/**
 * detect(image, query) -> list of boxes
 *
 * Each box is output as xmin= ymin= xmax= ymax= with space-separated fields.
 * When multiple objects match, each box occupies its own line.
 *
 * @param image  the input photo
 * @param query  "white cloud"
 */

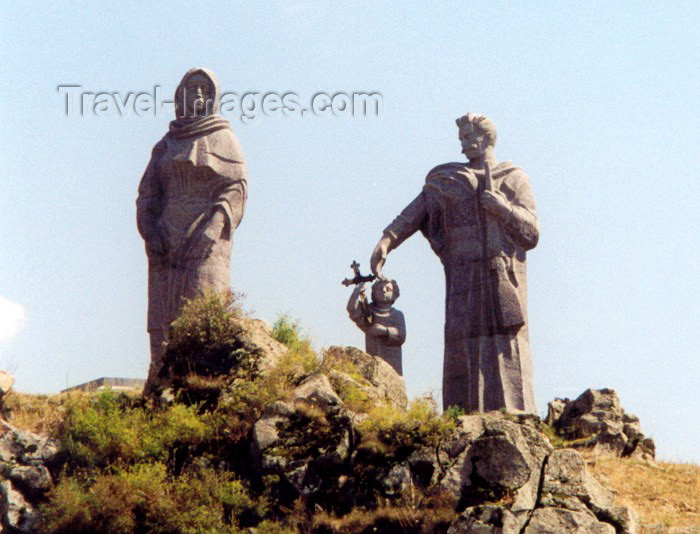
xmin=0 ymin=296 xmax=26 ymax=343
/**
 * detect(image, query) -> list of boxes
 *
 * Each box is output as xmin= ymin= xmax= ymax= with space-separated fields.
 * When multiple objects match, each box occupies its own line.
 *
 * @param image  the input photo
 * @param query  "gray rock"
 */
xmin=545 ymin=397 xmax=566 ymax=426
xmin=0 ymin=480 xmax=40 ymax=533
xmin=0 ymin=420 xmax=58 ymax=466
xmin=5 ymin=465 xmax=52 ymax=495
xmin=292 ymin=373 xmax=342 ymax=409
xmin=380 ymin=462 xmax=411 ymax=497
xmin=542 ymin=449 xmax=614 ymax=509
xmin=250 ymin=373 xmax=351 ymax=498
xmin=540 ymin=449 xmax=637 ymax=533
xmin=323 ymin=346 xmax=407 ymax=409
xmin=163 ymin=314 xmax=288 ymax=392
xmin=252 ymin=401 xmax=293 ymax=453
xmin=430 ymin=413 xmax=639 ymax=534
xmin=548 ymin=389 xmax=655 ymax=460
xmin=447 ymin=504 xmax=517 ymax=533
xmin=370 ymin=113 xmax=539 ymax=413
xmin=439 ymin=413 xmax=551 ymax=527
xmin=524 ymin=507 xmax=616 ymax=533
xmin=0 ymin=420 xmax=58 ymax=532
xmin=608 ymin=506 xmax=639 ymax=534
xmin=232 ymin=318 xmax=288 ymax=375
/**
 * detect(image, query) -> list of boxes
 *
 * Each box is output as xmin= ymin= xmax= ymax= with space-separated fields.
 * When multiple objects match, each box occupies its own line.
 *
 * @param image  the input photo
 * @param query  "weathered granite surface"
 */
xmin=323 ymin=346 xmax=408 ymax=409
xmin=438 ymin=414 xmax=637 ymax=533
xmin=346 ymin=279 xmax=406 ymax=375
xmin=247 ymin=340 xmax=635 ymax=533
xmin=547 ymin=388 xmax=656 ymax=460
xmin=371 ymin=113 xmax=539 ymax=413
xmin=0 ymin=419 xmax=59 ymax=533
xmin=137 ymin=67 xmax=247 ymax=394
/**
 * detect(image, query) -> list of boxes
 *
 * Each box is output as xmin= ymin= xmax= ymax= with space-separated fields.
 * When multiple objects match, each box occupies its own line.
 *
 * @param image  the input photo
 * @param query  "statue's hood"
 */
xmin=170 ymin=67 xmax=230 ymax=140
xmin=174 ymin=66 xmax=222 ymax=117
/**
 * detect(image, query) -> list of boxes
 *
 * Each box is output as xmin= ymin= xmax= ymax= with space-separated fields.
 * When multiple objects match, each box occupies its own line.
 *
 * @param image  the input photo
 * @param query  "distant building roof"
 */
xmin=61 ymin=377 xmax=145 ymax=393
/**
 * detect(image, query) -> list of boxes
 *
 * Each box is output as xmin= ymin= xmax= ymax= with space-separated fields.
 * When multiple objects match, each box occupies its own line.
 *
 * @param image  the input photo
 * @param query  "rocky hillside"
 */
xmin=0 ymin=294 xmax=697 ymax=533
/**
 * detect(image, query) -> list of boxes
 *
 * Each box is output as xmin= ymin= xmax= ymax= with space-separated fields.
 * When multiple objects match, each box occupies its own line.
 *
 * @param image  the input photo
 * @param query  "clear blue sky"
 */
xmin=1 ymin=2 xmax=698 ymax=462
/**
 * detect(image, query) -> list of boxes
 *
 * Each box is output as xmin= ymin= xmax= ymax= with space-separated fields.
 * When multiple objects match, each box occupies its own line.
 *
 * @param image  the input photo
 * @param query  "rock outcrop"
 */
xmin=323 ymin=346 xmax=408 ymax=410
xmin=2 ymin=314 xmax=652 ymax=533
xmin=249 ymin=356 xmax=637 ymax=532
xmin=251 ymin=373 xmax=353 ymax=502
xmin=417 ymin=413 xmax=635 ymax=533
xmin=162 ymin=316 xmax=288 ymax=393
xmin=547 ymin=388 xmax=655 ymax=461
xmin=0 ymin=419 xmax=59 ymax=533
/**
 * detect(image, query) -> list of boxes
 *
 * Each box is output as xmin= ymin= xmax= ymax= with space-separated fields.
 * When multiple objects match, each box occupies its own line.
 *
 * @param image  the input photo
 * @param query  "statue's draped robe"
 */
xmin=384 ymin=162 xmax=538 ymax=413
xmin=137 ymin=70 xmax=247 ymax=386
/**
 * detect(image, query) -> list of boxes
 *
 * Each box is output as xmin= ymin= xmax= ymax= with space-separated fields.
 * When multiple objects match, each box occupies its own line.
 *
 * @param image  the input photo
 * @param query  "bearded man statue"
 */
xmin=137 ymin=67 xmax=247 ymax=395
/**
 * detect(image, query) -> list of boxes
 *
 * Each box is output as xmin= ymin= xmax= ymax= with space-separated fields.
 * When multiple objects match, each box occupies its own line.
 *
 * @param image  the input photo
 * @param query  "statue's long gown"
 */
xmin=137 ymin=69 xmax=247 ymax=388
xmin=384 ymin=162 xmax=538 ymax=413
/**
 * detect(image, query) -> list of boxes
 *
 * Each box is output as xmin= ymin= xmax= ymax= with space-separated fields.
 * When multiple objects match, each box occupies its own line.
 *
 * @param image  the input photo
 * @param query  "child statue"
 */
xmin=347 ymin=278 xmax=406 ymax=375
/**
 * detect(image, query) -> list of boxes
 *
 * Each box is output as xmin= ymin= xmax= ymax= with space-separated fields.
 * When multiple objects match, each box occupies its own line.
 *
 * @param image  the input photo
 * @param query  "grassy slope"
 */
xmin=585 ymin=454 xmax=699 ymax=532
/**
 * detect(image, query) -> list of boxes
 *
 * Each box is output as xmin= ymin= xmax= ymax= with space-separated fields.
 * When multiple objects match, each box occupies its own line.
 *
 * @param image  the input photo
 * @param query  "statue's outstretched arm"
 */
xmin=371 ymin=193 xmax=427 ymax=277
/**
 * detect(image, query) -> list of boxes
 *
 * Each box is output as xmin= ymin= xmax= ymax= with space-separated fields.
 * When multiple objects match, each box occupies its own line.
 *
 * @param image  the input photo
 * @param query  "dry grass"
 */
xmin=1 ymin=390 xmax=138 ymax=437
xmin=585 ymin=453 xmax=699 ymax=531
xmin=2 ymin=391 xmax=71 ymax=436
xmin=312 ymin=502 xmax=457 ymax=534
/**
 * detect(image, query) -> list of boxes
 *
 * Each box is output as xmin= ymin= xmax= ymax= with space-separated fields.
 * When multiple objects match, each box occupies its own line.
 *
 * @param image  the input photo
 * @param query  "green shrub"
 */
xmin=165 ymin=291 xmax=259 ymax=384
xmin=358 ymin=397 xmax=455 ymax=454
xmin=266 ymin=314 xmax=321 ymax=395
xmin=42 ymin=464 xmax=267 ymax=533
xmin=58 ymin=389 xmax=211 ymax=470
xmin=444 ymin=405 xmax=465 ymax=422
xmin=272 ymin=314 xmax=310 ymax=352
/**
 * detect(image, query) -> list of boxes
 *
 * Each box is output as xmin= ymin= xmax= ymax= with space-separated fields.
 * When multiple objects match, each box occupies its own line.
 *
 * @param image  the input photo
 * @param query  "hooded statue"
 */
xmin=137 ymin=68 xmax=247 ymax=394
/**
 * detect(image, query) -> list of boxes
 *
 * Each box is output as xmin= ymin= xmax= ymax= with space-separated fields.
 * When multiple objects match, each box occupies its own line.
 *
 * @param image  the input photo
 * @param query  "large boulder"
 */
xmin=524 ymin=507 xmax=616 ymax=533
xmin=541 ymin=449 xmax=639 ymax=533
xmin=438 ymin=413 xmax=552 ymax=532
xmin=162 ymin=316 xmax=288 ymax=398
xmin=322 ymin=346 xmax=407 ymax=410
xmin=0 ymin=420 xmax=59 ymax=470
xmin=547 ymin=388 xmax=655 ymax=460
xmin=235 ymin=318 xmax=288 ymax=373
xmin=406 ymin=412 xmax=638 ymax=533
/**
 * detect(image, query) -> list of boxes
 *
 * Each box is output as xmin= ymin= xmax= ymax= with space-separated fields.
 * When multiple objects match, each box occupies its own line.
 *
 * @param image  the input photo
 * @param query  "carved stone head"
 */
xmin=174 ymin=67 xmax=220 ymax=119
xmin=371 ymin=279 xmax=400 ymax=305
xmin=456 ymin=113 xmax=497 ymax=159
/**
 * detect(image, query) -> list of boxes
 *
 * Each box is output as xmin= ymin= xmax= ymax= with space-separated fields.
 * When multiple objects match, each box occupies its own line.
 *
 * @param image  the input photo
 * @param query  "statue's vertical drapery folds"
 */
xmin=385 ymin=162 xmax=538 ymax=412
xmin=372 ymin=114 xmax=539 ymax=413
xmin=137 ymin=68 xmax=247 ymax=391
